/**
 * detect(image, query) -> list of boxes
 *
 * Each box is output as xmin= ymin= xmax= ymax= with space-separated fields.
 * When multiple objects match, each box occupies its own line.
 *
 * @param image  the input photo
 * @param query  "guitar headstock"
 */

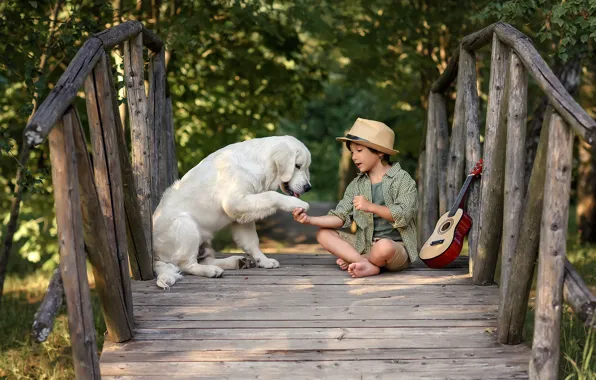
xmin=469 ymin=159 xmax=483 ymax=177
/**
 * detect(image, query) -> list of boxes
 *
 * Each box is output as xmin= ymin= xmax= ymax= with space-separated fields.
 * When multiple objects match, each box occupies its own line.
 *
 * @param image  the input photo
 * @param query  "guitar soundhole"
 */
xmin=439 ymin=220 xmax=452 ymax=234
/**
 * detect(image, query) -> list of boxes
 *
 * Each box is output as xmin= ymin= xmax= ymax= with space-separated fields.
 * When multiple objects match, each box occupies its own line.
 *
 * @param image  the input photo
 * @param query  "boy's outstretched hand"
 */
xmin=292 ymin=208 xmax=310 ymax=224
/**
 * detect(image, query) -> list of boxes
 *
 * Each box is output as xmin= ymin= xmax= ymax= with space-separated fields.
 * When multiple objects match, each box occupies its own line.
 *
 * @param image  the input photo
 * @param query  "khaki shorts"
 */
xmin=337 ymin=231 xmax=410 ymax=272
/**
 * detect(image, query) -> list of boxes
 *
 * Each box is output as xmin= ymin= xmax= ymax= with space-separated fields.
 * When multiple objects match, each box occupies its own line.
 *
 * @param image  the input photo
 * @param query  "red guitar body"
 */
xmin=421 ymin=212 xmax=472 ymax=269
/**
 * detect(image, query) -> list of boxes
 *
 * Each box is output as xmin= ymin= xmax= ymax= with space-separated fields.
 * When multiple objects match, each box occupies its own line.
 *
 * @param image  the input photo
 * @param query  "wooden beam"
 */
xmin=564 ymin=258 xmax=596 ymax=328
xmin=497 ymin=52 xmax=528 ymax=335
xmin=123 ymin=32 xmax=153 ymax=265
xmin=530 ymin=111 xmax=573 ymax=380
xmin=24 ymin=38 xmax=103 ymax=146
xmin=434 ymin=92 xmax=449 ymax=216
xmin=94 ymin=20 xmax=143 ymax=50
xmin=148 ymin=49 xmax=167 ymax=205
xmin=473 ymin=35 xmax=510 ymax=285
xmin=446 ymin=57 xmax=466 ymax=212
xmin=31 ymin=269 xmax=64 ymax=343
xmin=498 ymin=107 xmax=551 ymax=345
xmin=164 ymin=93 xmax=178 ymax=186
xmin=461 ymin=48 xmax=482 ymax=270
xmin=421 ymin=91 xmax=438 ymax=243
xmin=48 ymin=106 xmax=100 ymax=379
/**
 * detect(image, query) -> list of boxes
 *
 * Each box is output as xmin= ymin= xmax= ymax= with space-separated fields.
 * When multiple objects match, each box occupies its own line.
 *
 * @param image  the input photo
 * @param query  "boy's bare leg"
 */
xmin=348 ymin=239 xmax=396 ymax=278
xmin=316 ymin=229 xmax=363 ymax=270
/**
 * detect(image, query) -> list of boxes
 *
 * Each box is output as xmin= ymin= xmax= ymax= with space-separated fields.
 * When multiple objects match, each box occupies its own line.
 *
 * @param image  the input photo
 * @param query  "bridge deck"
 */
xmin=100 ymin=253 xmax=530 ymax=379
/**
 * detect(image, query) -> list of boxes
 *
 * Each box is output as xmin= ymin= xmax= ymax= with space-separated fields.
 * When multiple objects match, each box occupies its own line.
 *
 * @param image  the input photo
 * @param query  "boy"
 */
xmin=292 ymin=118 xmax=418 ymax=278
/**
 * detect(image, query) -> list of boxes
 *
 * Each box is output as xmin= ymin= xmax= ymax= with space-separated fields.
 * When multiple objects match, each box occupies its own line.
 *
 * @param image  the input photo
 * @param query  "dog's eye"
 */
xmin=295 ymin=164 xmax=302 ymax=169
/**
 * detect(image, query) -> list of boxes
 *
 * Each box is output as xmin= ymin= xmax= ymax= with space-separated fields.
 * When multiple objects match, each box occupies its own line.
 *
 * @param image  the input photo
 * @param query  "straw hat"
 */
xmin=336 ymin=118 xmax=399 ymax=155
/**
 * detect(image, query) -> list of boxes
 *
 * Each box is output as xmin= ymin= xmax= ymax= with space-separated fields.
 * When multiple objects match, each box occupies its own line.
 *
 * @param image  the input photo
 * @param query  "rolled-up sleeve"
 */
xmin=327 ymin=180 xmax=356 ymax=229
xmin=388 ymin=173 xmax=418 ymax=229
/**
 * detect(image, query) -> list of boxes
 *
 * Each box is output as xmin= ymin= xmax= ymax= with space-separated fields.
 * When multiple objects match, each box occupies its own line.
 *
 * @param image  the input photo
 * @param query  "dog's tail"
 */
xmin=154 ymin=260 xmax=183 ymax=289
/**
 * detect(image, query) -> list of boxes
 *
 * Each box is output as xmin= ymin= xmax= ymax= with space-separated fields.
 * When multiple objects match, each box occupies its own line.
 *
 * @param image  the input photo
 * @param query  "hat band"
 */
xmin=345 ymin=134 xmax=370 ymax=143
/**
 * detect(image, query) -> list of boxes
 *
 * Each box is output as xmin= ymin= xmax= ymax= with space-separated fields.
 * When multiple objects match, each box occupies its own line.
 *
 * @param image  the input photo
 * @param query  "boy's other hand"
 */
xmin=292 ymin=208 xmax=310 ymax=224
xmin=353 ymin=195 xmax=373 ymax=213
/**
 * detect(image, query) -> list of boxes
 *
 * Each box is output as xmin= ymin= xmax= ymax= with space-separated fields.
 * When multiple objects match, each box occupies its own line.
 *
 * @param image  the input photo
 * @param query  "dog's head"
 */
xmin=272 ymin=136 xmax=312 ymax=198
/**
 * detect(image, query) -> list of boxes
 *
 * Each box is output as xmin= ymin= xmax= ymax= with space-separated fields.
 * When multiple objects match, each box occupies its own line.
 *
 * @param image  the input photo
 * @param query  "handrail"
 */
xmin=23 ymin=20 xmax=163 ymax=147
xmin=430 ymin=22 xmax=595 ymax=145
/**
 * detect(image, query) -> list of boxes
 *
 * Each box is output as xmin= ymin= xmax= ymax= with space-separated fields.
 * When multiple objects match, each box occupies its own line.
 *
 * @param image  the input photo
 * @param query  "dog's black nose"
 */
xmin=303 ymin=184 xmax=312 ymax=193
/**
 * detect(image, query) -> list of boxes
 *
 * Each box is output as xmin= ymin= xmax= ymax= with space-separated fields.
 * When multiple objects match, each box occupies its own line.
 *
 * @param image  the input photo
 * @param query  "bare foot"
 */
xmin=348 ymin=259 xmax=380 ymax=278
xmin=336 ymin=258 xmax=349 ymax=271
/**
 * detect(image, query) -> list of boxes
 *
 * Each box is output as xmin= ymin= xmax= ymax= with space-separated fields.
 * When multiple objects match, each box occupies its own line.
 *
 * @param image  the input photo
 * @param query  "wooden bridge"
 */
xmin=22 ymin=20 xmax=596 ymax=380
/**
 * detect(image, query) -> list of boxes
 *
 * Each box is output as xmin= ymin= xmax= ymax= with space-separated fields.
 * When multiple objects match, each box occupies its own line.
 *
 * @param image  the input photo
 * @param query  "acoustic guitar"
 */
xmin=419 ymin=159 xmax=483 ymax=268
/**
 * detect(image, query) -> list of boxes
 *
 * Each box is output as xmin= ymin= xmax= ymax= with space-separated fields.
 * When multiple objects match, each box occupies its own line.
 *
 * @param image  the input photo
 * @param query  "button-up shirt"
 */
xmin=328 ymin=162 xmax=419 ymax=263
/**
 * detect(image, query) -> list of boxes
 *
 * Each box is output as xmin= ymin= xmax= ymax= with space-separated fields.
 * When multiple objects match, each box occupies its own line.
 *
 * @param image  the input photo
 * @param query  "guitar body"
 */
xmin=419 ymin=208 xmax=473 ymax=268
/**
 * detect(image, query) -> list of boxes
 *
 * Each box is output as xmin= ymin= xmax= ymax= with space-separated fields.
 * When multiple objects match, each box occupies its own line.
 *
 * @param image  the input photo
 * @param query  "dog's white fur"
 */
xmin=152 ymin=136 xmax=311 ymax=289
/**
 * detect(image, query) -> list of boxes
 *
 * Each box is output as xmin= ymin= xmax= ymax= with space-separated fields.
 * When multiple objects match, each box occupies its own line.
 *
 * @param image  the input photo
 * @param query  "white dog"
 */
xmin=152 ymin=136 xmax=311 ymax=289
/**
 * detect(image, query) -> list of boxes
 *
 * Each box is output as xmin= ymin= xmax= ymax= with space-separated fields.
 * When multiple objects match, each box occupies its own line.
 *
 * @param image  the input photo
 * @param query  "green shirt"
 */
xmin=371 ymin=182 xmax=402 ymax=241
xmin=328 ymin=162 xmax=419 ymax=263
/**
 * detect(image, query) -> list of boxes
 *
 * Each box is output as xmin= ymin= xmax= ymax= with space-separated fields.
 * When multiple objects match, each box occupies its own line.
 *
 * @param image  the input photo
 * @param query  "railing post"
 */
xmin=446 ymin=52 xmax=466 ymax=214
xmin=473 ymin=34 xmax=510 ymax=285
xmin=421 ymin=91 xmax=438 ymax=243
xmin=148 ymin=48 xmax=168 ymax=204
xmin=434 ymin=92 xmax=449 ymax=217
xmin=460 ymin=47 xmax=482 ymax=273
xmin=529 ymin=111 xmax=573 ymax=380
xmin=124 ymin=32 xmax=153 ymax=266
xmin=164 ymin=89 xmax=178 ymax=185
xmin=497 ymin=51 xmax=528 ymax=341
xmin=499 ymin=107 xmax=551 ymax=344
xmin=48 ymin=106 xmax=100 ymax=379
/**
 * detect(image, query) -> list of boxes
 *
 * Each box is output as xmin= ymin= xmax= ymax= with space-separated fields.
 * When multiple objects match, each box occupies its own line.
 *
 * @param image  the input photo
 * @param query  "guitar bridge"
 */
xmin=430 ymin=239 xmax=445 ymax=246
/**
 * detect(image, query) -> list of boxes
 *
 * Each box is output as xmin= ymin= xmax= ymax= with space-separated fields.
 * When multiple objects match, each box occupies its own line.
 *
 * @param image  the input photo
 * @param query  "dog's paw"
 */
xmin=282 ymin=197 xmax=310 ymax=212
xmin=204 ymin=265 xmax=224 ymax=278
xmin=257 ymin=257 xmax=280 ymax=269
xmin=239 ymin=256 xmax=257 ymax=269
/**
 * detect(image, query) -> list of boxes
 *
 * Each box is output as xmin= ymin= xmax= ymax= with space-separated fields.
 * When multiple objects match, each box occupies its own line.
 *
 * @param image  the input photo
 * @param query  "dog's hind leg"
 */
xmin=230 ymin=222 xmax=279 ymax=269
xmin=198 ymin=244 xmax=255 ymax=270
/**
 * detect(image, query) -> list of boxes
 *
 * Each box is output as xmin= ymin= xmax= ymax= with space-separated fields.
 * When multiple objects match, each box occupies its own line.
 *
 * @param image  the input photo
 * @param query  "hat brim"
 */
xmin=336 ymin=137 xmax=399 ymax=155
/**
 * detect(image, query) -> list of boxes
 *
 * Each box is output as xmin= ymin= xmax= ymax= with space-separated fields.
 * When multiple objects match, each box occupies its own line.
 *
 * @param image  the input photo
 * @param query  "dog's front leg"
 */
xmin=222 ymin=191 xmax=309 ymax=224
xmin=230 ymin=222 xmax=279 ymax=269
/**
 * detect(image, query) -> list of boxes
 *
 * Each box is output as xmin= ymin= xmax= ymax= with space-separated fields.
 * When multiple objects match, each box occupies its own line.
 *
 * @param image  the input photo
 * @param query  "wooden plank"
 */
xmin=422 ymin=90 xmax=439 ymax=242
xmin=133 ymin=319 xmax=498 ymax=329
xmin=461 ymin=47 xmax=482 ymax=269
xmin=473 ymin=34 xmax=510 ymax=285
xmin=100 ymin=359 xmax=529 ymax=379
xmin=84 ymin=50 xmax=134 ymax=328
xmin=133 ymin=304 xmax=498 ymax=321
xmin=164 ymin=93 xmax=178 ymax=185
xmin=529 ymin=111 xmax=573 ymax=380
xmin=168 ymin=266 xmax=467 ymax=275
xmin=497 ymin=51 xmax=528 ymax=339
xmin=123 ymin=32 xmax=153 ymax=264
xmin=101 ymin=345 xmax=530 ymax=362
xmin=498 ymin=108 xmax=551 ymax=344
xmin=434 ymin=92 xmax=450 ymax=216
xmin=25 ymin=38 xmax=103 ymax=146
xmin=49 ymin=107 xmax=100 ymax=379
xmin=72 ymin=102 xmax=133 ymax=342
xmin=148 ymin=49 xmax=167 ymax=207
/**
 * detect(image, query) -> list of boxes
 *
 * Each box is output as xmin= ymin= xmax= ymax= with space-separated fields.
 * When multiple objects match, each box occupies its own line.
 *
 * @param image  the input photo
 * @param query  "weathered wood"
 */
xmin=84 ymin=51 xmax=134 ymax=325
xmin=148 ymin=49 xmax=167 ymax=204
xmin=48 ymin=106 xmax=100 ymax=379
xmin=142 ymin=25 xmax=164 ymax=53
xmin=24 ymin=38 xmax=103 ymax=146
xmin=104 ymin=52 xmax=154 ymax=281
xmin=529 ymin=111 xmax=573 ymax=380
xmin=123 ymin=32 xmax=153 ymax=266
xmin=461 ymin=23 xmax=499 ymax=52
xmin=461 ymin=47 xmax=482 ymax=270
xmin=31 ymin=269 xmax=64 ymax=343
xmin=430 ymin=48 xmax=460 ymax=93
xmin=494 ymin=23 xmax=596 ymax=145
xmin=164 ymin=94 xmax=178 ymax=185
xmin=416 ymin=143 xmax=426 ymax=248
xmin=498 ymin=108 xmax=551 ymax=344
xmin=72 ymin=106 xmax=133 ymax=342
xmin=421 ymin=91 xmax=439 ymax=242
xmin=473 ymin=35 xmax=510 ymax=285
xmin=446 ymin=53 xmax=467 ymax=211
xmin=93 ymin=20 xmax=142 ymax=50
xmin=564 ymin=258 xmax=596 ymax=328
xmin=434 ymin=92 xmax=449 ymax=216
xmin=498 ymin=52 xmax=528 ymax=330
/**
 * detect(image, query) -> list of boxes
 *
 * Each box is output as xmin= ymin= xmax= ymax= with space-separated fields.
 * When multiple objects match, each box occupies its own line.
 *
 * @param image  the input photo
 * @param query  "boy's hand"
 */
xmin=353 ymin=195 xmax=373 ymax=213
xmin=292 ymin=208 xmax=310 ymax=224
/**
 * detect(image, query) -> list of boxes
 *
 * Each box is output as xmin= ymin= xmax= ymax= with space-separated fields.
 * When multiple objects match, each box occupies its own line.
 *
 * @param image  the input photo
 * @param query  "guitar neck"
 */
xmin=448 ymin=174 xmax=473 ymax=217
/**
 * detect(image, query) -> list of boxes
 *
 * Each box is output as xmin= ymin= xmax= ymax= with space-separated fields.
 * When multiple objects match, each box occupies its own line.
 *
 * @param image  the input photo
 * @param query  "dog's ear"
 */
xmin=272 ymin=142 xmax=296 ymax=183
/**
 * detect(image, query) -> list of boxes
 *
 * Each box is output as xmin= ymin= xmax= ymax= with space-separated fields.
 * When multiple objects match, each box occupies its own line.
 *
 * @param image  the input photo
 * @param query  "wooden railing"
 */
xmin=23 ymin=21 xmax=177 ymax=379
xmin=418 ymin=22 xmax=596 ymax=380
